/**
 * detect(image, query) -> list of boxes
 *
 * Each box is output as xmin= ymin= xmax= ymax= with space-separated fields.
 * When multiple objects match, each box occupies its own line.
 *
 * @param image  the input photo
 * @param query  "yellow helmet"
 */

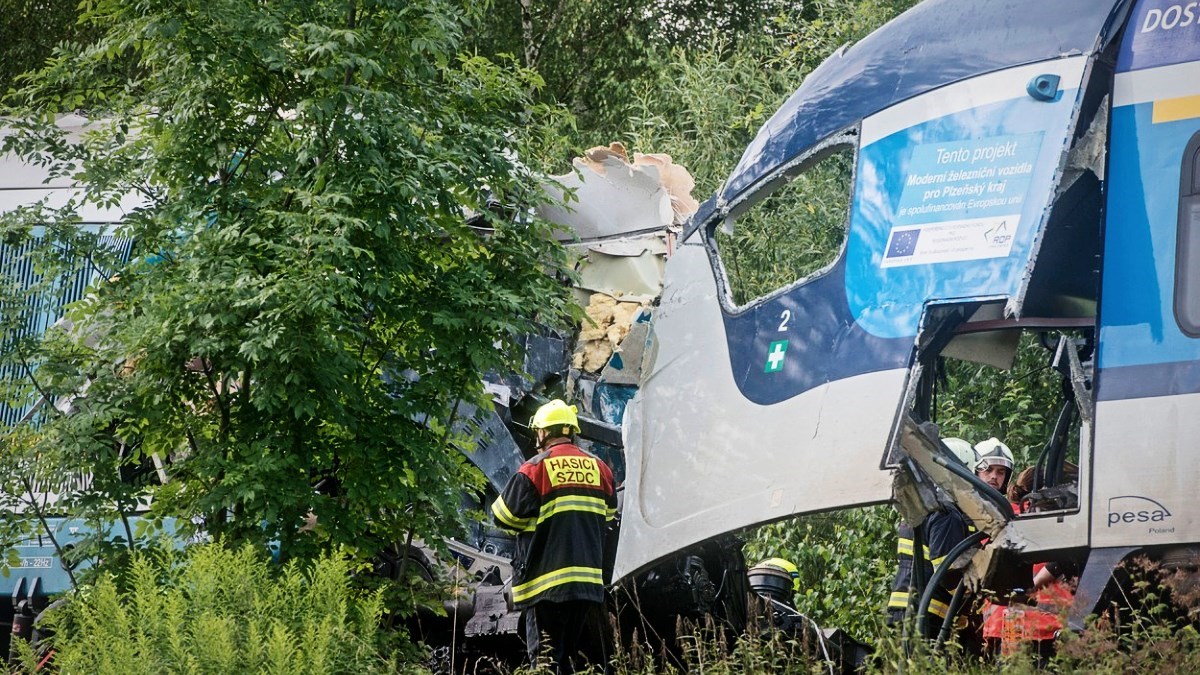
xmin=530 ymin=399 xmax=580 ymax=434
xmin=759 ymin=557 xmax=800 ymax=592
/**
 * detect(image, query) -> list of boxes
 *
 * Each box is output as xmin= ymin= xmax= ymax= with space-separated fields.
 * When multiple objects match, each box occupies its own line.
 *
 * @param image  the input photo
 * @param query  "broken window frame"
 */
xmin=700 ymin=128 xmax=859 ymax=314
xmin=900 ymin=299 xmax=1095 ymax=520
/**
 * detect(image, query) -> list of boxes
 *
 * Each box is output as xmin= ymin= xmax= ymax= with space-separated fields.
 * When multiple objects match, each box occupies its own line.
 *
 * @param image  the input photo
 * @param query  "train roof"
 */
xmin=695 ymin=0 xmax=1128 ymax=227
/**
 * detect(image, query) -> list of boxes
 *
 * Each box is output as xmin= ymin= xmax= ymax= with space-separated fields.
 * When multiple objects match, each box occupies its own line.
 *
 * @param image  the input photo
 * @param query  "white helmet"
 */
xmin=942 ymin=437 xmax=977 ymax=468
xmin=973 ymin=437 xmax=1014 ymax=472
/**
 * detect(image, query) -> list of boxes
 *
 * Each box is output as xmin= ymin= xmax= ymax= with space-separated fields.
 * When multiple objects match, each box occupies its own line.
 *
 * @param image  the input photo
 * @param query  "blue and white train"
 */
xmin=615 ymin=0 xmax=1200 ymax=624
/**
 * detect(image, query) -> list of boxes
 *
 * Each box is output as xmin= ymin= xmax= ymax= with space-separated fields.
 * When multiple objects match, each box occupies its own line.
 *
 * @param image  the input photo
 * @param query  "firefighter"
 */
xmin=748 ymin=557 xmax=801 ymax=608
xmin=491 ymin=399 xmax=618 ymax=674
xmin=978 ymin=445 xmax=1072 ymax=664
xmin=973 ymin=437 xmax=1014 ymax=494
xmin=887 ymin=437 xmax=978 ymax=638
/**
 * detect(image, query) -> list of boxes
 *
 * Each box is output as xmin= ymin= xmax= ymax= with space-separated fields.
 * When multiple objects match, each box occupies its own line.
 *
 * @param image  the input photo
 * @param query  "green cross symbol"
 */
xmin=764 ymin=340 xmax=788 ymax=373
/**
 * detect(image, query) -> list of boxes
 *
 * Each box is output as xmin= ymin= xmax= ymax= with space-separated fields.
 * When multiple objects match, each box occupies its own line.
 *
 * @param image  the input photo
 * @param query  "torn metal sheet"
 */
xmin=571 ymin=240 xmax=667 ymax=300
xmin=599 ymin=312 xmax=651 ymax=386
xmin=1059 ymin=337 xmax=1094 ymax=428
xmin=895 ymin=417 xmax=1011 ymax=539
xmin=890 ymin=461 xmax=941 ymax=528
xmin=1061 ymin=94 xmax=1109 ymax=190
xmin=941 ymin=305 xmax=1019 ymax=370
xmin=538 ymin=142 xmax=698 ymax=242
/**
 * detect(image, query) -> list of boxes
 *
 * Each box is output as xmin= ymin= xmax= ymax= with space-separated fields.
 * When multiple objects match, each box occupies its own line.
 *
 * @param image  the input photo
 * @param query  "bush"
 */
xmin=745 ymin=506 xmax=898 ymax=640
xmin=13 ymin=542 xmax=402 ymax=674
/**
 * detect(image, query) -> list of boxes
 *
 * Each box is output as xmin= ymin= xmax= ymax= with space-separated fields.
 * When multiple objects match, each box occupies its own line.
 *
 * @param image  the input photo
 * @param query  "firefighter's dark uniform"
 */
xmin=492 ymin=438 xmax=617 ymax=673
xmin=887 ymin=507 xmax=973 ymax=636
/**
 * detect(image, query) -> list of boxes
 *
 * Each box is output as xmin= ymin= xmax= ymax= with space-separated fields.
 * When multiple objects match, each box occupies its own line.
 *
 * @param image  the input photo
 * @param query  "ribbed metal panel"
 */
xmin=0 ymin=233 xmax=134 ymax=428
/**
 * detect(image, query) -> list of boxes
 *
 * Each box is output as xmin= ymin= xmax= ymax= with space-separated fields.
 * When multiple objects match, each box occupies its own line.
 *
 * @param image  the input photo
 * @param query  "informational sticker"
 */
xmin=545 ymin=455 xmax=601 ymax=487
xmin=881 ymin=132 xmax=1044 ymax=268
xmin=883 ymin=216 xmax=1019 ymax=267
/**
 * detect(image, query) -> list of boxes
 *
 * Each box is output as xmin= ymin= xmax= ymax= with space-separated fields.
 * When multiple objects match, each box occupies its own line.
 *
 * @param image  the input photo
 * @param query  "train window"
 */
xmin=709 ymin=145 xmax=854 ymax=306
xmin=1176 ymin=131 xmax=1200 ymax=338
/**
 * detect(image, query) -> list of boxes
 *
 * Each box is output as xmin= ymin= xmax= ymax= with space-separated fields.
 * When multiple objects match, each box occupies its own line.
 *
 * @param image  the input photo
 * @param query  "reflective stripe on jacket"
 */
xmin=887 ymin=508 xmax=974 ymax=630
xmin=492 ymin=439 xmax=617 ymax=607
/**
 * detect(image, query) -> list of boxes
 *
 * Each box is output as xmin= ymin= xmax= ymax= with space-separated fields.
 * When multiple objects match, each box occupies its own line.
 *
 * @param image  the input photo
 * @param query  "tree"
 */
xmin=0 ymin=0 xmax=100 ymax=93
xmin=467 ymin=0 xmax=799 ymax=145
xmin=0 ymin=0 xmax=575 ymax=571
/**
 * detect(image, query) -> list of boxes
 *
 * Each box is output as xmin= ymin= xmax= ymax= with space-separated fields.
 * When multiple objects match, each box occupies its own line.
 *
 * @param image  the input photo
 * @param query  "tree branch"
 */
xmin=200 ymin=359 xmax=230 ymax=441
xmin=19 ymin=356 xmax=63 ymax=419
xmin=17 ymin=474 xmax=77 ymax=589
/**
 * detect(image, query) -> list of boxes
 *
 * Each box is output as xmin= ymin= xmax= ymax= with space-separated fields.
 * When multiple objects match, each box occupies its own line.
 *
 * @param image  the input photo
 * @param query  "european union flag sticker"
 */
xmin=886 ymin=228 xmax=921 ymax=258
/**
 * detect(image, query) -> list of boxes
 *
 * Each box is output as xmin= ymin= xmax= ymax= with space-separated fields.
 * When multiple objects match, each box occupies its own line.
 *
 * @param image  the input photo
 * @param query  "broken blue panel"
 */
xmin=483 ymin=331 xmax=571 ymax=404
xmin=455 ymin=400 xmax=527 ymax=494
xmin=580 ymin=438 xmax=625 ymax=485
xmin=594 ymin=383 xmax=637 ymax=428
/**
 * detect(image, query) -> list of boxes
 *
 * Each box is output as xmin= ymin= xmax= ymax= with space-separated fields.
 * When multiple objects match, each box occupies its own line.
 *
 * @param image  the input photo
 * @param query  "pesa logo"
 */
xmin=1107 ymin=495 xmax=1172 ymax=527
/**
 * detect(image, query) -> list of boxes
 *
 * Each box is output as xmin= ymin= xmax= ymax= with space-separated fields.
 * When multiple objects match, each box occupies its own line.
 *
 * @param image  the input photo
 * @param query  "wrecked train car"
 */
xmin=616 ymin=0 xmax=1200 ymax=631
xmin=398 ymin=145 xmax=760 ymax=668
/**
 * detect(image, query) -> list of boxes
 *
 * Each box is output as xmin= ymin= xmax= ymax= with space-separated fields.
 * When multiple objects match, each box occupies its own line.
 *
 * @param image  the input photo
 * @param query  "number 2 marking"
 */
xmin=778 ymin=310 xmax=791 ymax=332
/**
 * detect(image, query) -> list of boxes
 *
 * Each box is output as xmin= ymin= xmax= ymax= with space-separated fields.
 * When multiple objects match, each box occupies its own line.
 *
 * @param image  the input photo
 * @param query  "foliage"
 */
xmin=0 ymin=0 xmax=575 ymax=571
xmin=627 ymin=0 xmax=920 ymax=197
xmin=746 ymin=506 xmax=898 ymax=640
xmin=1051 ymin=557 xmax=1200 ymax=675
xmin=626 ymin=1 xmax=918 ymax=303
xmin=935 ymin=331 xmax=1080 ymax=468
xmin=716 ymin=150 xmax=854 ymax=304
xmin=0 ymin=0 xmax=101 ymax=94
xmin=10 ymin=541 xmax=402 ymax=674
xmin=467 ymin=0 xmax=794 ymax=145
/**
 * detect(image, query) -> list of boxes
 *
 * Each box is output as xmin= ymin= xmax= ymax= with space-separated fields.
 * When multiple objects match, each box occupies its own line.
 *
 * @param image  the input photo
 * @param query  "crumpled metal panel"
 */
xmin=539 ymin=144 xmax=696 ymax=241
xmin=895 ymin=417 xmax=1012 ymax=539
xmin=571 ymin=236 xmax=667 ymax=301
xmin=456 ymin=401 xmax=527 ymax=494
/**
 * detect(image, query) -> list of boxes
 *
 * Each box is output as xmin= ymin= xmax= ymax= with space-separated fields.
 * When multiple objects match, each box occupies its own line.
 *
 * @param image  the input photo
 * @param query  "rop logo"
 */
xmin=985 ymin=220 xmax=1011 ymax=247
xmin=1107 ymin=495 xmax=1172 ymax=527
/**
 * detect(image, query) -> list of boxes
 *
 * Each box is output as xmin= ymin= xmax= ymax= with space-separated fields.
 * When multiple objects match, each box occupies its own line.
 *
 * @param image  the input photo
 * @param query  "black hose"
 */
xmin=903 ymin=523 xmax=929 ymax=660
xmin=1045 ymin=401 xmax=1075 ymax=488
xmin=936 ymin=577 xmax=969 ymax=647
xmin=917 ymin=530 xmax=987 ymax=639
